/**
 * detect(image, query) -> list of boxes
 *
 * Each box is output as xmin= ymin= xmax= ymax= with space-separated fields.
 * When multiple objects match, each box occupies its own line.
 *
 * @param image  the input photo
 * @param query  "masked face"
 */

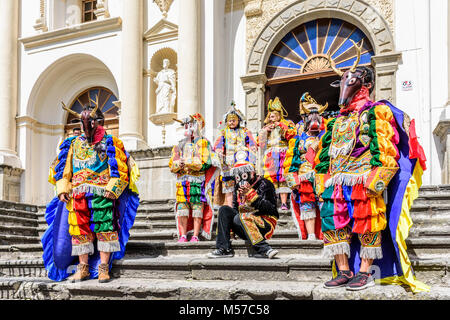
xmin=304 ymin=109 xmax=322 ymax=136
xmin=235 ymin=171 xmax=256 ymax=189
xmin=184 ymin=120 xmax=197 ymax=138
xmin=80 ymin=110 xmax=99 ymax=144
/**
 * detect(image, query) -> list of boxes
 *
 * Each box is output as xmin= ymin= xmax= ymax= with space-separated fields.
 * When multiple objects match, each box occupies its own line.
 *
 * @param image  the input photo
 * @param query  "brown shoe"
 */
xmin=68 ymin=263 xmax=90 ymax=283
xmin=98 ymin=263 xmax=111 ymax=283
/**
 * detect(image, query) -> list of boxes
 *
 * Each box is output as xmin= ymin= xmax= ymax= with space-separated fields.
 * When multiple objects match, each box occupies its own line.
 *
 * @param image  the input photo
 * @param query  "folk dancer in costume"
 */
xmin=258 ymin=97 xmax=297 ymax=211
xmin=44 ymin=98 xmax=140 ymax=283
xmin=213 ymin=102 xmax=258 ymax=207
xmin=169 ymin=113 xmax=221 ymax=243
xmin=207 ymin=160 xmax=279 ymax=259
xmin=284 ymin=93 xmax=328 ymax=240
xmin=314 ymin=41 xmax=429 ymax=292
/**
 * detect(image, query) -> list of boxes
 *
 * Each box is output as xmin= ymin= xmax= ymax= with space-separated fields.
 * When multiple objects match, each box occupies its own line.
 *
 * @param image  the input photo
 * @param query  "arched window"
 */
xmin=64 ymin=86 xmax=119 ymax=138
xmin=266 ymin=18 xmax=374 ymax=80
xmin=264 ymin=18 xmax=375 ymax=122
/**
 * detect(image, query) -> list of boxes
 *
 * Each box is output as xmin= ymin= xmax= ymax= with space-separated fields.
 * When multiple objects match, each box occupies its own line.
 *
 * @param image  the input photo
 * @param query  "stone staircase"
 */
xmin=1 ymin=186 xmax=450 ymax=300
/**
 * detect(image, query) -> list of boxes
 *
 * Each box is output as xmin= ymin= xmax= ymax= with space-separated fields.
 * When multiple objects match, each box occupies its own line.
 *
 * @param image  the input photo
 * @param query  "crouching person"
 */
xmin=207 ymin=160 xmax=279 ymax=259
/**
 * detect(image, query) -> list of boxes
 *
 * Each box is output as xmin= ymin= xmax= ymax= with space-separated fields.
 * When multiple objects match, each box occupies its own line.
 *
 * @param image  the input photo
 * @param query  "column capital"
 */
xmin=240 ymin=73 xmax=267 ymax=92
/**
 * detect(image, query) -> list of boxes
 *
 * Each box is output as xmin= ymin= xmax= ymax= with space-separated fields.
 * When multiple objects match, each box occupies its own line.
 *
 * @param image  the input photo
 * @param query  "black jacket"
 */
xmin=232 ymin=177 xmax=279 ymax=219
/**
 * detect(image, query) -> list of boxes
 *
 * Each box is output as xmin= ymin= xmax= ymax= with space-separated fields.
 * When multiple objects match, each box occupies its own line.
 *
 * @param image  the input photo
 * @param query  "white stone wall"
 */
xmin=395 ymin=0 xmax=449 ymax=185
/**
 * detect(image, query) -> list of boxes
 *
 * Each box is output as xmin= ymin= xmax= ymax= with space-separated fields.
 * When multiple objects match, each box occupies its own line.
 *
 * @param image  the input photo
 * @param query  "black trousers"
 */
xmin=216 ymin=205 xmax=271 ymax=254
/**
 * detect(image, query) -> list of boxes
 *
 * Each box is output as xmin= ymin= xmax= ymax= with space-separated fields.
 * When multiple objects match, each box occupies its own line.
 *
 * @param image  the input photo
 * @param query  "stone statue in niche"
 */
xmin=154 ymin=58 xmax=177 ymax=114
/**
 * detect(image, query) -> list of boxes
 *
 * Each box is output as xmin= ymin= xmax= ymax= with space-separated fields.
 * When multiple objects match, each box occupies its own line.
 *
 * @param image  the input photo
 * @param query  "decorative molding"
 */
xmin=94 ymin=0 xmax=111 ymax=20
xmin=246 ymin=0 xmax=395 ymax=64
xmin=143 ymin=18 xmax=178 ymax=44
xmin=244 ymin=0 xmax=263 ymax=17
xmin=16 ymin=115 xmax=64 ymax=136
xmin=20 ymin=17 xmax=122 ymax=50
xmin=129 ymin=146 xmax=173 ymax=160
xmin=153 ymin=0 xmax=175 ymax=18
xmin=33 ymin=0 xmax=48 ymax=33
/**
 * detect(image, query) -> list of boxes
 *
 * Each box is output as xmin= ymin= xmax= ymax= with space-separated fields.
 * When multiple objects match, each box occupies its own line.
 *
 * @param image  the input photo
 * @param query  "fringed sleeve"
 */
xmin=54 ymin=137 xmax=76 ymax=196
xmin=187 ymin=138 xmax=213 ymax=172
xmin=365 ymin=104 xmax=400 ymax=195
xmin=169 ymin=145 xmax=183 ymax=173
xmin=106 ymin=136 xmax=129 ymax=198
xmin=314 ymin=118 xmax=335 ymax=197
xmin=279 ymin=119 xmax=297 ymax=141
xmin=283 ymin=137 xmax=301 ymax=189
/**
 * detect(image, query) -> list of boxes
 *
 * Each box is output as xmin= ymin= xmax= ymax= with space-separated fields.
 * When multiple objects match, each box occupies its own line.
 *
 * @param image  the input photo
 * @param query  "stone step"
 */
xmin=0 ymin=200 xmax=38 ymax=213
xmin=419 ymin=185 xmax=450 ymax=195
xmin=0 ymin=214 xmax=39 ymax=228
xmin=128 ymin=229 xmax=299 ymax=241
xmin=1 ymin=276 xmax=449 ymax=300
xmin=2 ymin=255 xmax=447 ymax=286
xmin=0 ymin=234 xmax=41 ymax=245
xmin=0 ymin=225 xmax=39 ymax=237
xmin=0 ymin=208 xmax=38 ymax=221
xmin=1 ymin=235 xmax=449 ymax=261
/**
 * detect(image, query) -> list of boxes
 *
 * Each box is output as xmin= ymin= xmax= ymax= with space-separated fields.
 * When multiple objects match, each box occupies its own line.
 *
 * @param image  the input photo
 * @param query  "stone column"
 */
xmin=119 ymin=0 xmax=147 ymax=150
xmin=371 ymin=52 xmax=402 ymax=104
xmin=0 ymin=0 xmax=23 ymax=201
xmin=241 ymin=73 xmax=267 ymax=175
xmin=177 ymin=0 xmax=201 ymax=118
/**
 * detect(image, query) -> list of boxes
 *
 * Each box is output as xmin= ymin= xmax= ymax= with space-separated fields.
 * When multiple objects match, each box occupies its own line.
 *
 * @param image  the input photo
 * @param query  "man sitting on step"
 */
xmin=207 ymin=160 xmax=279 ymax=259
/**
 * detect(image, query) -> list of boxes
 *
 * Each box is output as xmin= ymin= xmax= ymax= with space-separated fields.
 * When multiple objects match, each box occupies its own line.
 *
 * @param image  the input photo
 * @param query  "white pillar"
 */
xmin=177 ymin=0 xmax=201 ymax=118
xmin=119 ymin=0 xmax=147 ymax=150
xmin=0 ymin=0 xmax=21 ymax=168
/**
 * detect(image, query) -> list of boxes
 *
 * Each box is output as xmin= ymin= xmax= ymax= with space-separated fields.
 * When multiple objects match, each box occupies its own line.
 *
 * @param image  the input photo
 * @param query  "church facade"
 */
xmin=0 ymin=0 xmax=449 ymax=206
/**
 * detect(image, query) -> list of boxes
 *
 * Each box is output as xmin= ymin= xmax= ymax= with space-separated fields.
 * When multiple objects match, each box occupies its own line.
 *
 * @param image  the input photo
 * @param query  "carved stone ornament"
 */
xmin=302 ymin=56 xmax=330 ymax=73
xmin=153 ymin=0 xmax=174 ymax=18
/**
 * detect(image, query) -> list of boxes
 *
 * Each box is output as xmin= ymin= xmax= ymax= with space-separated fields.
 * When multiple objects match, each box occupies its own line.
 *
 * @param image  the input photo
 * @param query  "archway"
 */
xmin=241 ymin=0 xmax=401 ymax=134
xmin=21 ymin=53 xmax=119 ymax=205
xmin=64 ymin=86 xmax=119 ymax=138
xmin=264 ymin=17 xmax=375 ymax=123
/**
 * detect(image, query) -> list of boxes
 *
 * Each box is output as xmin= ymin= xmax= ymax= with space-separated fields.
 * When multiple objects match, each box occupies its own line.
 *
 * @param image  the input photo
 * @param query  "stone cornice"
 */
xmin=129 ymin=146 xmax=173 ymax=159
xmin=19 ymin=17 xmax=122 ymax=50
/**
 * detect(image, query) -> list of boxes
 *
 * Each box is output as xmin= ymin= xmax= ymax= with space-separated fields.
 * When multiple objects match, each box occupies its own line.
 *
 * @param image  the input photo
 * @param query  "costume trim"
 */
xmin=323 ymin=242 xmax=350 ymax=259
xmin=71 ymin=242 xmax=94 ymax=256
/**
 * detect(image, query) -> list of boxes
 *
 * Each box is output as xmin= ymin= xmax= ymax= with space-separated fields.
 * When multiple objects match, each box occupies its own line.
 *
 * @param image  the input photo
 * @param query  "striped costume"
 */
xmin=315 ymin=89 xmax=429 ymax=292
xmin=169 ymin=136 xmax=220 ymax=239
xmin=213 ymin=127 xmax=258 ymax=193
xmin=43 ymin=126 xmax=140 ymax=281
xmin=258 ymin=118 xmax=297 ymax=194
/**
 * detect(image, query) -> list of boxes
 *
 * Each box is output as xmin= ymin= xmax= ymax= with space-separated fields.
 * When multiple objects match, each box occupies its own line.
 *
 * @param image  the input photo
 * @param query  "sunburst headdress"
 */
xmin=299 ymin=92 xmax=328 ymax=115
xmin=264 ymin=97 xmax=289 ymax=124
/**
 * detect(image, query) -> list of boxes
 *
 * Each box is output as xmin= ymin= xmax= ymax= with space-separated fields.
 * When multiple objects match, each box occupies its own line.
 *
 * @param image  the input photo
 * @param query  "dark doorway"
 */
xmin=265 ymin=74 xmax=341 ymax=124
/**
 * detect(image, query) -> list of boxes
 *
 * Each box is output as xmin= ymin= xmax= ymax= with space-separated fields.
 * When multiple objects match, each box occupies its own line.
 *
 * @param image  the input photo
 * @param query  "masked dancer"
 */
xmin=213 ymin=103 xmax=258 ymax=207
xmin=169 ymin=113 xmax=220 ymax=243
xmin=284 ymin=93 xmax=328 ymax=240
xmin=207 ymin=160 xmax=279 ymax=259
xmin=44 ymin=97 xmax=140 ymax=283
xmin=258 ymin=97 xmax=296 ymax=211
xmin=314 ymin=41 xmax=428 ymax=292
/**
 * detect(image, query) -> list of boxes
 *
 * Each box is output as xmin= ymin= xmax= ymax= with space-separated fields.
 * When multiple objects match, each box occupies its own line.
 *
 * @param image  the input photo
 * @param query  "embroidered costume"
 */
xmin=284 ymin=93 xmax=328 ymax=240
xmin=169 ymin=113 xmax=220 ymax=241
xmin=316 ymin=48 xmax=429 ymax=292
xmin=258 ymin=97 xmax=296 ymax=196
xmin=43 ymin=102 xmax=140 ymax=282
xmin=208 ymin=161 xmax=279 ymax=259
xmin=213 ymin=104 xmax=258 ymax=195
